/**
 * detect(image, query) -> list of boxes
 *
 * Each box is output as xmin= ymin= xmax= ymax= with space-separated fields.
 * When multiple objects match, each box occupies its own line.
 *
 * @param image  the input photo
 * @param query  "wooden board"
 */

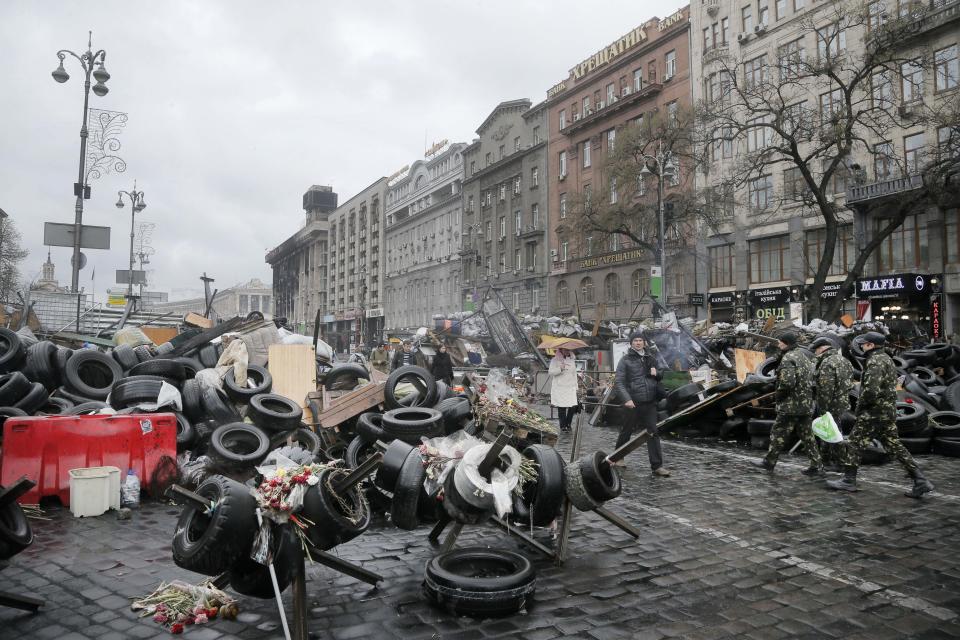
xmin=184 ymin=312 xmax=214 ymax=329
xmin=316 ymin=383 xmax=385 ymax=429
xmin=142 ymin=326 xmax=178 ymax=346
xmin=268 ymin=344 xmax=317 ymax=409
xmin=734 ymin=348 xmax=768 ymax=383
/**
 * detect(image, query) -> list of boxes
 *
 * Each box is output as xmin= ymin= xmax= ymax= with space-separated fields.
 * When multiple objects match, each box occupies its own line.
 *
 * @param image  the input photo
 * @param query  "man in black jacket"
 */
xmin=391 ymin=340 xmax=418 ymax=371
xmin=614 ymin=331 xmax=670 ymax=477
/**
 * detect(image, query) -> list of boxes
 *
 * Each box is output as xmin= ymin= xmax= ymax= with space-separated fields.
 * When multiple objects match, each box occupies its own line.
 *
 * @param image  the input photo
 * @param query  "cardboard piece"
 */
xmin=268 ymin=344 xmax=317 ymax=409
xmin=840 ymin=313 xmax=854 ymax=328
xmin=734 ymin=348 xmax=768 ymax=383
xmin=184 ymin=312 xmax=214 ymax=329
xmin=142 ymin=326 xmax=178 ymax=346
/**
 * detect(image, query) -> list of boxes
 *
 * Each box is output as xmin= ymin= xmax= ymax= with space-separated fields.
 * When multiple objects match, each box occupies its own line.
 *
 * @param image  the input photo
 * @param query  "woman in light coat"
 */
xmin=549 ymin=348 xmax=579 ymax=432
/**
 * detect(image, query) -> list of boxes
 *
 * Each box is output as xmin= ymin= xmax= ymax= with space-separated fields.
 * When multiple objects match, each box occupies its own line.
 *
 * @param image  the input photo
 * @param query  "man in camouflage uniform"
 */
xmin=810 ymin=335 xmax=854 ymax=470
xmin=751 ymin=332 xmax=822 ymax=474
xmin=826 ymin=332 xmax=934 ymax=498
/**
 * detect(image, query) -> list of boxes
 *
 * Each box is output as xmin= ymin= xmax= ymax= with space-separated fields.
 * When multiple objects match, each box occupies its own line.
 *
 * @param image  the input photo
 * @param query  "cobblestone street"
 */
xmin=3 ymin=421 xmax=960 ymax=640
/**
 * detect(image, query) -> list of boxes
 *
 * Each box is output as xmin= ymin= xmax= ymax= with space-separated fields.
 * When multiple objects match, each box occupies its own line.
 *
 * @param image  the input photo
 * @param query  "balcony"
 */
xmin=518 ymin=225 xmax=543 ymax=239
xmin=846 ymin=174 xmax=922 ymax=204
xmin=561 ymin=82 xmax=663 ymax=136
xmin=702 ymin=44 xmax=730 ymax=63
xmin=868 ymin=0 xmax=960 ymax=47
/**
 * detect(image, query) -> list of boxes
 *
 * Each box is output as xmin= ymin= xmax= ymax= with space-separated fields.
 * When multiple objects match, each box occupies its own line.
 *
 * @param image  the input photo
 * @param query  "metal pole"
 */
xmin=128 ymin=206 xmax=136 ymax=300
xmin=71 ymin=37 xmax=93 ymax=294
xmin=657 ymin=142 xmax=667 ymax=309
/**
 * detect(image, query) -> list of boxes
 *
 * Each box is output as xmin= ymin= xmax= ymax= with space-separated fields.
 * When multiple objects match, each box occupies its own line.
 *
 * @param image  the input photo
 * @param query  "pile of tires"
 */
xmin=931 ymin=411 xmax=960 ymax=457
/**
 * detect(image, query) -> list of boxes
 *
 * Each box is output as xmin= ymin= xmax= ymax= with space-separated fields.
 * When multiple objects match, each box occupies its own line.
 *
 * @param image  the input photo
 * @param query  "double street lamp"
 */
xmin=115 ymin=183 xmax=147 ymax=301
xmin=51 ymin=31 xmax=112 ymax=293
xmin=639 ymin=141 xmax=678 ymax=308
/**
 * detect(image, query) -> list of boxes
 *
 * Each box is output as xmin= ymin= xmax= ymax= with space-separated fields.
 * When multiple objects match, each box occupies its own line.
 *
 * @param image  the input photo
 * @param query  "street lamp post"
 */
xmin=639 ymin=141 xmax=677 ymax=312
xmin=52 ymin=31 xmax=111 ymax=294
xmin=115 ymin=183 xmax=147 ymax=302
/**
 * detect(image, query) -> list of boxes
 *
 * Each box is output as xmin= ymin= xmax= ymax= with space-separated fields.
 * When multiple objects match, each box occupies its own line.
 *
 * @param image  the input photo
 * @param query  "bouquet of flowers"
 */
xmin=132 ymin=580 xmax=238 ymax=634
xmin=253 ymin=459 xmax=335 ymax=559
xmin=475 ymin=394 xmax=558 ymax=436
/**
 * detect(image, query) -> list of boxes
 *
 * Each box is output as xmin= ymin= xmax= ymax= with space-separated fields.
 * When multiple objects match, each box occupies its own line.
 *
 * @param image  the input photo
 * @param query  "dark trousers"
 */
xmin=556 ymin=406 xmax=576 ymax=431
xmin=615 ymin=401 xmax=664 ymax=470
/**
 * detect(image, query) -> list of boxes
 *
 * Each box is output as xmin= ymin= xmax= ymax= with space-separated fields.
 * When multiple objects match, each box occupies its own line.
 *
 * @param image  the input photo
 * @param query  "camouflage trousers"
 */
xmin=765 ymin=413 xmax=822 ymax=468
xmin=840 ymin=413 xmax=919 ymax=473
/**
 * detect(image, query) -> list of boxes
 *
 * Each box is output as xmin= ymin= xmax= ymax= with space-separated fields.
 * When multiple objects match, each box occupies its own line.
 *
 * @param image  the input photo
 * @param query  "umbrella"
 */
xmin=538 ymin=337 xmax=589 ymax=351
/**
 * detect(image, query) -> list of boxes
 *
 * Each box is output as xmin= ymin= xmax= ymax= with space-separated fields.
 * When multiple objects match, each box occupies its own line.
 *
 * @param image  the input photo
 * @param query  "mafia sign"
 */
xmin=855 ymin=273 xmax=927 ymax=299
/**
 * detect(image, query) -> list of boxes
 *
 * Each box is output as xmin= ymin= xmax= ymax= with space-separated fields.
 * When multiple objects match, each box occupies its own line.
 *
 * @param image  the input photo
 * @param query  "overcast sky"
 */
xmin=0 ymin=0 xmax=685 ymax=302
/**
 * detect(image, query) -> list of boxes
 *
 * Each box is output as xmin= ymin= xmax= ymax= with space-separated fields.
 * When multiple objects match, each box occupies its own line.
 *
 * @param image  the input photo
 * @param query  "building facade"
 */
xmin=322 ymin=177 xmax=388 ymax=353
xmin=545 ymin=8 xmax=698 ymax=325
xmin=265 ymin=185 xmax=338 ymax=334
xmin=460 ymin=100 xmax=549 ymax=316
xmin=692 ymin=0 xmax=959 ymax=336
xmin=383 ymin=142 xmax=467 ymax=332
xmin=143 ymin=279 xmax=272 ymax=322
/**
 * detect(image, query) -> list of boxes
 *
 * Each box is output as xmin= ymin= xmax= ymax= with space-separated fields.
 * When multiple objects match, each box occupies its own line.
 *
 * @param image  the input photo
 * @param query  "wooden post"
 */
xmin=290 ymin=551 xmax=308 ymax=640
xmin=440 ymin=522 xmax=464 ymax=553
xmin=0 ymin=477 xmax=35 ymax=508
xmin=592 ymin=506 xmax=641 ymax=539
xmin=488 ymin=517 xmax=557 ymax=558
xmin=555 ymin=411 xmax=585 ymax=564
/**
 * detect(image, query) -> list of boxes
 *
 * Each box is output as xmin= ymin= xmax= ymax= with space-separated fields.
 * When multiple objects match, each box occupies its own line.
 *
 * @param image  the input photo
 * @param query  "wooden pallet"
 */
xmin=724 ymin=391 xmax=776 ymax=417
xmin=316 ymin=382 xmax=386 ymax=429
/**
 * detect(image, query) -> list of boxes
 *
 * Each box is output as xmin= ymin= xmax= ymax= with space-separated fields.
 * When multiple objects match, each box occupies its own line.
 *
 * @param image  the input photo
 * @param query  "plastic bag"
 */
xmin=812 ymin=412 xmax=843 ymax=443
xmin=456 ymin=442 xmax=522 ymax=518
xmin=113 ymin=326 xmax=153 ymax=347
xmin=178 ymin=454 xmax=213 ymax=488
xmin=215 ymin=338 xmax=249 ymax=386
xmin=420 ymin=431 xmax=486 ymax=495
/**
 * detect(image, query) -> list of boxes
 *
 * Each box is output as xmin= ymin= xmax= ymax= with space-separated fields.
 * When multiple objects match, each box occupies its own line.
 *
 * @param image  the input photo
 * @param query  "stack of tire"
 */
xmin=931 ymin=411 xmax=960 ymax=457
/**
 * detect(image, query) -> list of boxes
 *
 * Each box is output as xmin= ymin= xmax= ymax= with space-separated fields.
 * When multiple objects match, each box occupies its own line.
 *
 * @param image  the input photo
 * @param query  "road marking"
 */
xmin=634 ymin=502 xmax=959 ymax=622
xmin=662 ymin=440 xmax=960 ymax=502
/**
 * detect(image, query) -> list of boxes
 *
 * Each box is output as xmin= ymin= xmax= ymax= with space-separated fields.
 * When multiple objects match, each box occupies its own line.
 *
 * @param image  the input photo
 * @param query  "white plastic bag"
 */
xmin=812 ymin=412 xmax=844 ymax=443
xmin=455 ymin=443 xmax=522 ymax=518
xmin=420 ymin=431 xmax=486 ymax=495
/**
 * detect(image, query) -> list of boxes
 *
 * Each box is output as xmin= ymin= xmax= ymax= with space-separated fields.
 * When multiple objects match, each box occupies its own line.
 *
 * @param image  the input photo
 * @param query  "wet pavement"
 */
xmin=3 ymin=419 xmax=960 ymax=640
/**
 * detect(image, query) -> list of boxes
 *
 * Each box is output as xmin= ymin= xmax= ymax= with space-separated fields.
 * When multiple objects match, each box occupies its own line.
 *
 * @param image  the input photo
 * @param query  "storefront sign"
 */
xmin=365 ymin=308 xmax=384 ymax=318
xmin=547 ymin=81 xmax=567 ymax=99
xmin=749 ymin=286 xmax=789 ymax=320
xmin=708 ymin=292 xmax=735 ymax=307
xmin=931 ymin=295 xmax=943 ymax=340
xmin=856 ymin=273 xmax=928 ymax=298
xmin=688 ymin=293 xmax=705 ymax=306
xmin=568 ymin=26 xmax=648 ymax=81
xmin=658 ymin=9 xmax=686 ymax=31
xmin=575 ymin=248 xmax=645 ymax=271
xmin=809 ymin=281 xmax=850 ymax=299
xmin=425 ymin=139 xmax=449 ymax=159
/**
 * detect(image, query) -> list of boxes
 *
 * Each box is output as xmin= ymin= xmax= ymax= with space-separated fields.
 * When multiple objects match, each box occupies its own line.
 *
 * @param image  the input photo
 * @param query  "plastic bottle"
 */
xmin=121 ymin=469 xmax=140 ymax=508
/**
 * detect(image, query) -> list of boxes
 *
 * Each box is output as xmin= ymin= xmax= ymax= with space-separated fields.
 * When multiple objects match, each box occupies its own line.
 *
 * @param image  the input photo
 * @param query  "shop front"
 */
xmin=805 ymin=281 xmax=855 ymax=321
xmin=708 ymin=291 xmax=736 ymax=323
xmin=855 ymin=272 xmax=940 ymax=342
xmin=748 ymin=286 xmax=791 ymax=322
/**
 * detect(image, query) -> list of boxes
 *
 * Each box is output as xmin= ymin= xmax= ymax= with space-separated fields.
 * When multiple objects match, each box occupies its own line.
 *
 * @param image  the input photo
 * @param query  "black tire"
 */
xmin=323 ymin=364 xmax=370 ymax=391
xmin=0 ymin=372 xmax=31 ymax=406
xmin=345 ymin=436 xmax=377 ymax=470
xmin=356 ymin=412 xmax=387 ymax=444
xmin=930 ymin=411 xmax=960 ymax=439
xmin=110 ymin=376 xmax=166 ymax=409
xmin=262 ymin=445 xmax=316 ymax=467
xmin=248 ymin=393 xmax=303 ymax=432
xmin=513 ymin=444 xmax=565 ymax=526
xmin=64 ymin=350 xmax=123 ymax=401
xmin=134 ymin=344 xmax=156 ymax=363
xmin=932 ymin=437 xmax=960 ymax=457
xmin=705 ymin=380 xmax=739 ymax=397
xmin=224 ymin=365 xmax=273 ymax=402
xmin=54 ymin=348 xmax=72 ymax=380
xmin=21 ymin=341 xmax=59 ymax=391
xmin=719 ymin=417 xmax=748 ymax=440
xmin=301 ymin=468 xmax=371 ymax=548
xmin=900 ymin=437 xmax=932 ymax=455
xmin=423 ymin=548 xmax=536 ymax=618
xmin=128 ymin=358 xmax=186 ymax=383
xmin=382 ymin=407 xmax=444 ymax=444
xmin=442 ymin=468 xmax=491 ymax=524
xmin=37 ymin=396 xmax=73 ymax=415
xmin=945 ymin=381 xmax=960 ymax=412
xmin=209 ymin=423 xmax=271 ymax=470
xmin=320 ymin=439 xmax=348 ymax=463
xmin=198 ymin=343 xmax=219 ymax=368
xmin=911 ymin=366 xmax=941 ymax=386
xmin=112 ymin=344 xmax=140 ymax=370
xmin=902 ymin=349 xmax=936 ymax=365
xmin=53 ymin=385 xmax=95 ymax=405
xmin=172 ymin=474 xmax=258 ymax=576
xmin=176 ymin=413 xmax=196 ymax=450
xmin=384 ymin=365 xmax=438 ymax=409
xmin=750 ymin=435 xmax=770 ymax=450
xmin=896 ymin=402 xmax=928 ymax=435
xmin=201 ymin=385 xmax=242 ymax=425
xmin=390 ymin=448 xmax=426 ymax=530
xmin=0 ymin=499 xmax=33 ymax=561
xmin=287 ymin=428 xmax=322 ymax=457
xmin=666 ymin=383 xmax=703 ymax=412
xmin=747 ymin=418 xmax=774 ymax=436
xmin=172 ymin=357 xmax=204 ymax=380
xmin=376 ymin=440 xmax=414 ymax=492
xmin=578 ymin=450 xmax=621 ymax=502
xmin=436 ymin=397 xmax=472 ymax=434
xmin=0 ymin=328 xmax=26 ymax=374
xmin=181 ymin=379 xmax=204 ymax=422
xmin=14 ymin=382 xmax=49 ymax=414
xmin=892 ymin=356 xmax=916 ymax=371
xmin=755 ymin=357 xmax=779 ymax=381
xmin=227 ymin=524 xmax=297 ymax=598
xmin=65 ymin=400 xmax=110 ymax=415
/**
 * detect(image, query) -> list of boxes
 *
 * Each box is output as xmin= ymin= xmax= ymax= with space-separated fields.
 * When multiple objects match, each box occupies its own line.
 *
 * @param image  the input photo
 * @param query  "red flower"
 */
xmin=171 ymin=623 xmax=184 ymax=634
xmin=303 ymin=467 xmax=312 ymax=476
xmin=207 ymin=607 xmax=218 ymax=618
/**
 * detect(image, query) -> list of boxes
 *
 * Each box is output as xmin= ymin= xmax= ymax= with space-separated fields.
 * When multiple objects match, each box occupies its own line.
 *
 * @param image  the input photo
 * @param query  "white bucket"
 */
xmin=68 ymin=466 xmax=121 ymax=517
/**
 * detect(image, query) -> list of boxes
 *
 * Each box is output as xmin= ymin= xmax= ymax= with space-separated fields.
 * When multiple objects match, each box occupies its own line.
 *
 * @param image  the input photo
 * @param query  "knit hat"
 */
xmin=628 ymin=330 xmax=646 ymax=342
xmin=779 ymin=332 xmax=798 ymax=347
xmin=809 ymin=336 xmax=834 ymax=351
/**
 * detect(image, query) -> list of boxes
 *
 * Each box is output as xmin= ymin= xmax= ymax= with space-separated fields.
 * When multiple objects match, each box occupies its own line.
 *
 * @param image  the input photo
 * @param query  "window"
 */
xmin=816 ymin=24 xmax=846 ymax=61
xmin=532 ymin=204 xmax=540 ymax=228
xmin=513 ymin=176 xmax=521 ymax=195
xmin=935 ymin=45 xmax=958 ymax=92
xmin=722 ymin=126 xmax=734 ymax=158
xmin=485 ymin=256 xmax=491 ymax=276
xmin=872 ymin=71 xmax=895 ymax=107
xmin=704 ymin=27 xmax=713 ymax=50
xmin=939 ymin=126 xmax=960 ymax=157
xmin=819 ymin=88 xmax=843 ymax=125
xmin=632 ymin=269 xmax=650 ymax=299
xmin=783 ymin=101 xmax=807 ymax=137
xmin=744 ymin=55 xmax=767 ymax=88
xmin=557 ymin=280 xmax=570 ymax=307
xmin=778 ymin=39 xmax=805 ymax=80
xmin=582 ymin=96 xmax=591 ymax=113
xmin=610 ymin=177 xmax=618 ymax=204
xmin=794 ymin=0 xmax=805 ymax=9
xmin=945 ymin=209 xmax=960 ymax=263
xmin=485 ymin=152 xmax=491 ymax=166
xmin=499 ymin=252 xmax=506 ymax=273
xmin=633 ymin=68 xmax=643 ymax=92
xmin=747 ymin=116 xmax=773 ymax=151
xmin=467 ymin=195 xmax=474 ymax=211
xmin=742 ymin=4 xmax=754 ymax=32
xmin=748 ymin=175 xmax=773 ymax=209
xmin=904 ymin=132 xmax=924 ymax=174
xmin=585 ymin=236 xmax=593 ymax=256
xmin=758 ymin=0 xmax=769 ymax=25
xmin=709 ymin=244 xmax=735 ymax=287
xmin=610 ymin=234 xmax=620 ymax=251
xmin=470 ymin=160 xmax=476 ymax=175
xmin=514 ymin=210 xmax=522 ymax=234
xmin=721 ymin=17 xmax=730 ymax=43
xmin=902 ymin=59 xmax=924 ymax=102
xmin=604 ymin=273 xmax=621 ymax=302
xmin=749 ymin=235 xmax=790 ymax=282
xmin=607 ymin=129 xmax=616 ymax=153
xmin=239 ymin=295 xmax=249 ymax=315
xmin=874 ymin=141 xmax=896 ymax=179
xmin=559 ymin=193 xmax=567 ymax=218
xmin=561 ymin=241 xmax=569 ymax=261
xmin=499 ymin=216 xmax=506 ymax=238
xmin=877 ymin=213 xmax=930 ymax=271
xmin=822 ymin=158 xmax=850 ymax=194
xmin=783 ymin=167 xmax=808 ymax=201
xmin=580 ymin=277 xmax=595 ymax=303
xmin=533 ymin=126 xmax=541 ymax=144
xmin=868 ymin=1 xmax=887 ymax=30
xmin=559 ymin=151 xmax=567 ymax=177
xmin=775 ymin=0 xmax=786 ymax=19
xmin=606 ymin=83 xmax=616 ymax=103
xmin=559 ymin=110 xmax=566 ymax=129
xmin=514 ymin=136 xmax=521 ymax=152
xmin=515 ymin=249 xmax=521 ymax=270
xmin=499 ymin=184 xmax=506 ymax=201
xmin=582 ymin=141 xmax=591 ymax=168
xmin=485 ymin=220 xmax=492 ymax=239
xmin=665 ymin=50 xmax=677 ymax=78
xmin=805 ymin=226 xmax=854 ymax=277
xmin=531 ymin=166 xmax=539 ymax=187
xmin=667 ymin=100 xmax=679 ymax=123
xmin=499 ymin=145 xmax=505 ymax=159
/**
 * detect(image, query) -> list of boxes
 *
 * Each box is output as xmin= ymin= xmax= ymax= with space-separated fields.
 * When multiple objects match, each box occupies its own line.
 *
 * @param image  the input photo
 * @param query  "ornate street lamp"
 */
xmin=115 ymin=183 xmax=146 ymax=302
xmin=52 ymin=31 xmax=111 ymax=293
xmin=639 ymin=143 xmax=678 ymax=308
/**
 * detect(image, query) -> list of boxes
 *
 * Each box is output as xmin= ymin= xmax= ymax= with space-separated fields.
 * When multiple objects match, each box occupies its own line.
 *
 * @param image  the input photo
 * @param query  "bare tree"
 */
xmin=696 ymin=1 xmax=960 ymax=319
xmin=0 ymin=216 xmax=29 ymax=302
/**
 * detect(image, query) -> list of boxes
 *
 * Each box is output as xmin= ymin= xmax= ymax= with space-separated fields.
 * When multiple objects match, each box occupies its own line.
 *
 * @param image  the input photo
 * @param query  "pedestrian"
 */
xmin=549 ymin=347 xmax=579 ymax=432
xmin=810 ymin=335 xmax=855 ymax=471
xmin=370 ymin=343 xmax=389 ymax=374
xmin=613 ymin=331 xmax=670 ymax=476
xmin=391 ymin=340 xmax=417 ymax=371
xmin=751 ymin=332 xmax=822 ymax=475
xmin=826 ymin=332 xmax=934 ymax=497
xmin=431 ymin=344 xmax=454 ymax=385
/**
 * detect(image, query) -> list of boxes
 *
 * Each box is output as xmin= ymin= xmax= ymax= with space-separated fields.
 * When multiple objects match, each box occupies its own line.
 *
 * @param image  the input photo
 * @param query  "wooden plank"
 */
xmin=142 ymin=326 xmax=178 ymax=346
xmin=268 ymin=344 xmax=317 ymax=410
xmin=184 ymin=312 xmax=214 ymax=329
xmin=734 ymin=348 xmax=768 ymax=383
xmin=317 ymin=383 xmax=385 ymax=428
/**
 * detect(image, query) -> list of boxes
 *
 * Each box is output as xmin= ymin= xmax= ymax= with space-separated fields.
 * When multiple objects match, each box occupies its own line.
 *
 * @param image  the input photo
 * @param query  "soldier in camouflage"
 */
xmin=826 ymin=332 xmax=934 ymax=497
xmin=810 ymin=335 xmax=854 ymax=469
xmin=751 ymin=332 xmax=822 ymax=475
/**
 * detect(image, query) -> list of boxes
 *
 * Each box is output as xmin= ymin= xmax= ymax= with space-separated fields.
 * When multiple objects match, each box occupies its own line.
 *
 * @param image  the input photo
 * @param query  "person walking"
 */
xmin=751 ymin=332 xmax=822 ymax=475
xmin=370 ymin=343 xmax=389 ymax=374
xmin=391 ymin=340 xmax=417 ymax=371
xmin=810 ymin=335 xmax=854 ymax=470
xmin=826 ymin=332 xmax=934 ymax=497
xmin=431 ymin=344 xmax=455 ymax=385
xmin=549 ymin=348 xmax=579 ymax=432
xmin=614 ymin=331 xmax=670 ymax=476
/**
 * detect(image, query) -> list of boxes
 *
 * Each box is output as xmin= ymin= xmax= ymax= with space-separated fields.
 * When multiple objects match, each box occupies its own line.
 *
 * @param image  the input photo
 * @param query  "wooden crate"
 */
xmin=316 ymin=382 xmax=386 ymax=429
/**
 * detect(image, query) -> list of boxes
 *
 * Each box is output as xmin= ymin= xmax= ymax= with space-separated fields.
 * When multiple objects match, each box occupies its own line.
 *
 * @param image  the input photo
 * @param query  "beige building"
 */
xmin=143 ymin=278 xmax=272 ymax=322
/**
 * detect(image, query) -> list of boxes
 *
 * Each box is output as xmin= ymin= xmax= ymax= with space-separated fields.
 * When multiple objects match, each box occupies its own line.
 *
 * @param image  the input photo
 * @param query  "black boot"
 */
xmin=750 ymin=458 xmax=775 ymax=471
xmin=905 ymin=469 xmax=934 ymax=499
xmin=826 ymin=469 xmax=858 ymax=491
xmin=801 ymin=466 xmax=825 ymax=477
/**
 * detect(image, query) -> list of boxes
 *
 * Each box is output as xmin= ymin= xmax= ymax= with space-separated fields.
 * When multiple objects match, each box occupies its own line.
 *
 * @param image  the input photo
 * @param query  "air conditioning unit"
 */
xmin=737 ymin=32 xmax=749 ymax=42
xmin=664 ymin=73 xmax=673 ymax=82
xmin=898 ymin=103 xmax=918 ymax=118
xmin=754 ymin=23 xmax=767 ymax=34
xmin=574 ymin=113 xmax=582 ymax=121
xmin=559 ymin=173 xmax=567 ymax=181
xmin=550 ymin=249 xmax=558 ymax=258
xmin=610 ymin=95 xmax=618 ymax=103
xmin=499 ymin=234 xmax=506 ymax=241
xmin=622 ymin=87 xmax=630 ymax=97
xmin=527 ymin=266 xmax=534 ymax=272
xmin=597 ymin=101 xmax=605 ymax=109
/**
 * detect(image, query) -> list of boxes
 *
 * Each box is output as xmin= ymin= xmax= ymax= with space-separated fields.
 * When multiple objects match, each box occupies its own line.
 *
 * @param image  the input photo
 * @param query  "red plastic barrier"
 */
xmin=0 ymin=413 xmax=177 ymax=506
